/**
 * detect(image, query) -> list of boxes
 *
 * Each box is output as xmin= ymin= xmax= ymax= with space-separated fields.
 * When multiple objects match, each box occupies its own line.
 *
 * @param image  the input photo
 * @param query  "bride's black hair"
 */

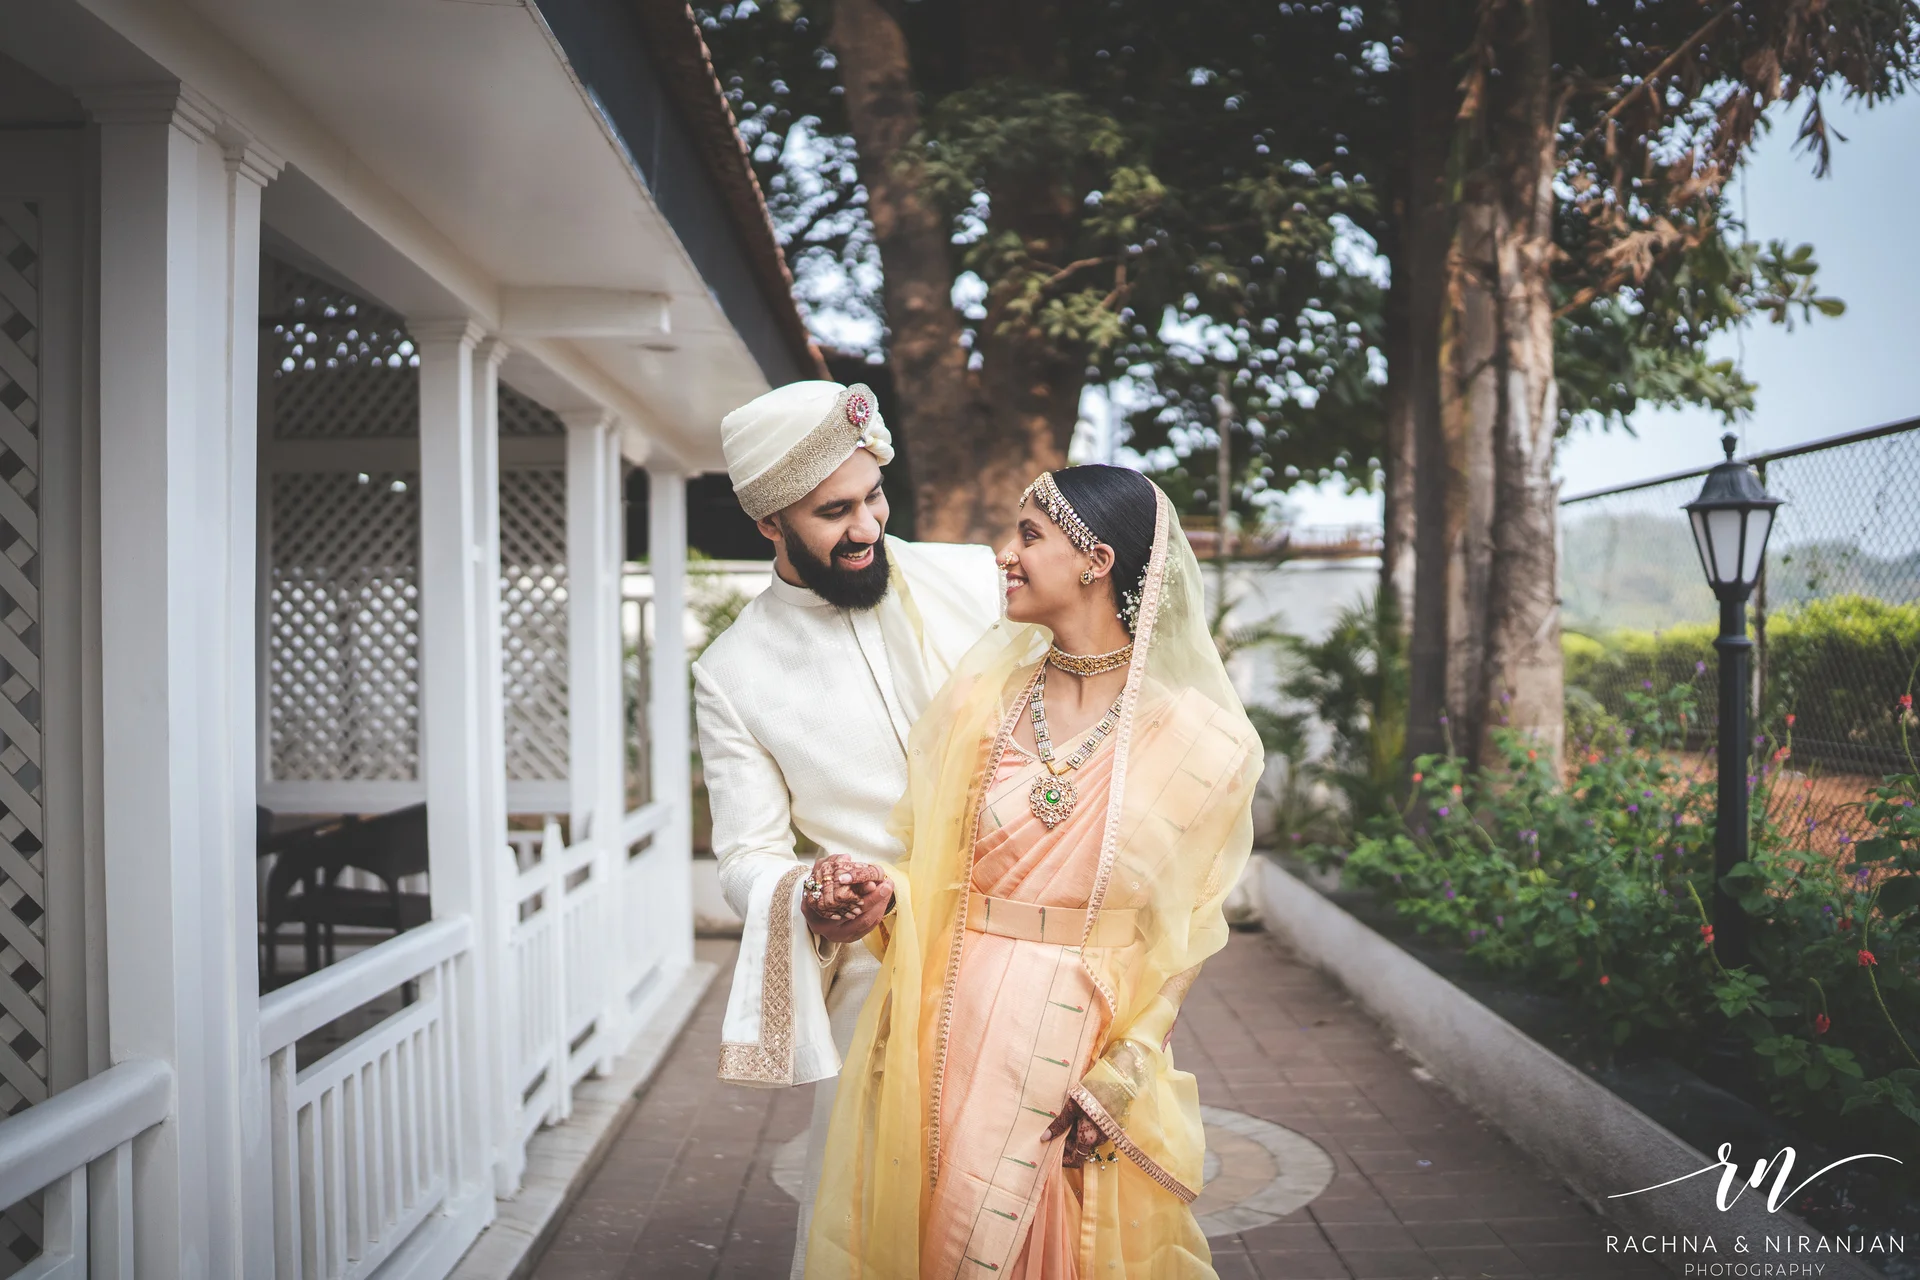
xmin=1049 ymin=464 xmax=1156 ymax=633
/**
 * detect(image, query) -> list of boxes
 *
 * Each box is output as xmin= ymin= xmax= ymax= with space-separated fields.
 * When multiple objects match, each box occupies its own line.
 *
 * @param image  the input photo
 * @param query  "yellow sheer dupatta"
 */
xmin=804 ymin=483 xmax=1264 ymax=1279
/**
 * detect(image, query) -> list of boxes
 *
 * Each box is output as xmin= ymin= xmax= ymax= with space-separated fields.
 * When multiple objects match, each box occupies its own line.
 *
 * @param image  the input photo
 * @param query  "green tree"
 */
xmin=1392 ymin=0 xmax=1911 ymax=777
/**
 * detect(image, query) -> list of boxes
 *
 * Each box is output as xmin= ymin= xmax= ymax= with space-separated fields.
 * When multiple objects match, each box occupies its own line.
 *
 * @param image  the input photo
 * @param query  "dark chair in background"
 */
xmin=261 ymin=802 xmax=431 ymax=983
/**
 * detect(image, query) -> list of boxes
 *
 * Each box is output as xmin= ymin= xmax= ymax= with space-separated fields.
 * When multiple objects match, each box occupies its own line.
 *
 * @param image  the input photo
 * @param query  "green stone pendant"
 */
xmin=1028 ymin=772 xmax=1078 ymax=828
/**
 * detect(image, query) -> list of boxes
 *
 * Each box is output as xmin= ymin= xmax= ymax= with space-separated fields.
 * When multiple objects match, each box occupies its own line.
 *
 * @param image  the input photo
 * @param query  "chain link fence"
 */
xmin=1560 ymin=419 xmax=1920 ymax=787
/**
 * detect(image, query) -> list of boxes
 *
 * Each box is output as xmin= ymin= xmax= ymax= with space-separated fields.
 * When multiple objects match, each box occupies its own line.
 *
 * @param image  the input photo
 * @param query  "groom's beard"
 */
xmin=783 ymin=525 xmax=892 ymax=610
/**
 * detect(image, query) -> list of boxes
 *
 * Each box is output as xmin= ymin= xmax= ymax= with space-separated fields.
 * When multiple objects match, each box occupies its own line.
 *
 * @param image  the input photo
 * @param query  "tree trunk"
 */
xmin=1440 ymin=199 xmax=1501 ymax=764
xmin=827 ymin=0 xmax=988 ymax=542
xmin=1466 ymin=0 xmax=1566 ymax=770
xmin=827 ymin=0 xmax=1070 ymax=545
xmin=1402 ymin=3 xmax=1470 ymax=765
xmin=1378 ymin=224 xmax=1416 ymax=636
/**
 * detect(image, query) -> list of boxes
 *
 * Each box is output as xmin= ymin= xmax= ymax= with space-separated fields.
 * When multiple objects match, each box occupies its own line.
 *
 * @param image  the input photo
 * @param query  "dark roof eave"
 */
xmin=630 ymin=0 xmax=826 ymax=384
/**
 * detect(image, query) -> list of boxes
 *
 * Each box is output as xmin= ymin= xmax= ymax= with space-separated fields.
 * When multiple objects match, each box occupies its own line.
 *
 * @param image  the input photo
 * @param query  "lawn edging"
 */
xmin=1257 ymin=855 xmax=1881 ymax=1279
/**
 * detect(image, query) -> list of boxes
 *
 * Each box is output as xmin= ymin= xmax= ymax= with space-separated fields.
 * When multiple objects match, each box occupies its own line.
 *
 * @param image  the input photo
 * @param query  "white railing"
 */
xmin=260 ymin=916 xmax=473 ymax=1280
xmin=505 ymin=802 xmax=670 ymax=1144
xmin=0 ymin=1057 xmax=172 ymax=1280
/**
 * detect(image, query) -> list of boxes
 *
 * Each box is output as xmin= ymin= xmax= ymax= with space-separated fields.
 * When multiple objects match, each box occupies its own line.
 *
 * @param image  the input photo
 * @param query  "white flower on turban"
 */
xmin=721 ymin=380 xmax=895 ymax=520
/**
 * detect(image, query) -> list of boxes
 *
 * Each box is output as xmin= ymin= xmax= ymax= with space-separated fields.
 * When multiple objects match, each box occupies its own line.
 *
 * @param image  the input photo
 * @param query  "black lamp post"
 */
xmin=1683 ymin=433 xmax=1782 ymax=970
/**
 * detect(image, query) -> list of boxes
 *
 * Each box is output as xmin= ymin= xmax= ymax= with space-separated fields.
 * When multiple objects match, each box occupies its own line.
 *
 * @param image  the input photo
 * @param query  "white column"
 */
xmin=414 ymin=320 xmax=502 ymax=1216
xmin=218 ymin=133 xmax=281 ymax=1280
xmin=91 ymin=84 xmax=274 ymax=1277
xmin=563 ymin=411 xmax=623 ymax=845
xmin=647 ymin=466 xmax=694 ymax=970
xmin=470 ymin=340 xmax=525 ymax=1195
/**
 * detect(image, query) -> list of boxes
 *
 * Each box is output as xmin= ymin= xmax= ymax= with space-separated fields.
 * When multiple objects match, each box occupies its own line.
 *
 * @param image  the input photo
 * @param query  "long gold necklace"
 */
xmin=1047 ymin=642 xmax=1133 ymax=676
xmin=1026 ymin=669 xmax=1124 ymax=829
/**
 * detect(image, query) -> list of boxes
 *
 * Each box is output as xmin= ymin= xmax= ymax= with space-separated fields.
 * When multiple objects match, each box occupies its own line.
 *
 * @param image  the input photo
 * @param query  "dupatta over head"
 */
xmin=805 ymin=478 xmax=1264 ymax=1279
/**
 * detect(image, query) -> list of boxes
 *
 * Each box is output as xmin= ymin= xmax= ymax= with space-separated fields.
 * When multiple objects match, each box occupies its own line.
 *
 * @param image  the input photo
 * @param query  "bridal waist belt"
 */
xmin=965 ymin=889 xmax=1137 ymax=948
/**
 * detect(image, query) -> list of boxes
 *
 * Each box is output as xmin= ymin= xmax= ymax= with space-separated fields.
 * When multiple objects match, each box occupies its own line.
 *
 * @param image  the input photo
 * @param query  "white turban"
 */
xmin=721 ymin=380 xmax=894 ymax=519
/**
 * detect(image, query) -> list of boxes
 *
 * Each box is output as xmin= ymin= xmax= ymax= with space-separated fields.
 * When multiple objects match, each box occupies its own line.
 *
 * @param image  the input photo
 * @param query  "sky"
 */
xmin=1281 ymin=88 xmax=1920 ymax=526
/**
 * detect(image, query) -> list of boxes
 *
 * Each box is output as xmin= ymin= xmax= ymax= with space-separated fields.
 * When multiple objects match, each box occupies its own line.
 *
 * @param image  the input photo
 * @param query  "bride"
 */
xmin=803 ymin=465 xmax=1264 ymax=1279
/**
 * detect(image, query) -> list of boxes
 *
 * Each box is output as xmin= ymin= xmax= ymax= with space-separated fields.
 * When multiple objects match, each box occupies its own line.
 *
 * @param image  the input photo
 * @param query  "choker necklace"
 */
xmin=1027 ymin=669 xmax=1125 ymax=829
xmin=1047 ymin=642 xmax=1133 ymax=677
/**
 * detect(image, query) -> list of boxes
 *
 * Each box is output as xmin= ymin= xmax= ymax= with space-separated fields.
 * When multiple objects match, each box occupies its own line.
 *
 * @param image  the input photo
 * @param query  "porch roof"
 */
xmin=5 ymin=0 xmax=816 ymax=470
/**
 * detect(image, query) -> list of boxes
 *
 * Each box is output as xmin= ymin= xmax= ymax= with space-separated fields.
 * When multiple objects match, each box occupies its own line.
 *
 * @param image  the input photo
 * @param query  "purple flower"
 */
xmin=1392 ymin=873 xmax=1402 ymax=883
xmin=1569 ymin=891 xmax=1580 ymax=900
xmin=1696 ymin=660 xmax=1707 ymax=674
xmin=1438 ymin=806 xmax=1451 ymax=817
xmin=1439 ymin=714 xmax=1449 ymax=726
xmin=1653 ymin=852 xmax=1663 ymax=862
xmin=1856 ymin=868 xmax=1872 ymax=884
xmin=1495 ymin=914 xmax=1504 ymax=926
xmin=1642 ymin=680 xmax=1653 ymax=690
xmin=1531 ymin=849 xmax=1540 ymax=861
xmin=1823 ymin=905 xmax=1833 ymax=915
xmin=1447 ymin=889 xmax=1456 ymax=899
xmin=1658 ymin=887 xmax=1668 ymax=896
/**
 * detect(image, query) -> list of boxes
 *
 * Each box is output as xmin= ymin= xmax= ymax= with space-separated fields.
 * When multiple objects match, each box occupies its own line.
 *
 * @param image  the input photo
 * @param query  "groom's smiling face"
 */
xmin=758 ymin=449 xmax=892 ymax=609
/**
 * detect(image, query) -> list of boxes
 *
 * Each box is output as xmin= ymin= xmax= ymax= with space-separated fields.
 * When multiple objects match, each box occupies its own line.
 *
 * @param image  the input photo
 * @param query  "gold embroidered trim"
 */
xmin=1068 ymin=1084 xmax=1198 ymax=1204
xmin=928 ymin=663 xmax=1041 ymax=1188
xmin=717 ymin=864 xmax=810 ymax=1084
xmin=733 ymin=383 xmax=886 ymax=519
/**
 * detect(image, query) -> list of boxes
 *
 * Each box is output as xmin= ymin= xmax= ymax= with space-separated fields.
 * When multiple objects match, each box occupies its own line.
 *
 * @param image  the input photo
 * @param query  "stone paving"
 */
xmin=529 ymin=931 xmax=1670 ymax=1280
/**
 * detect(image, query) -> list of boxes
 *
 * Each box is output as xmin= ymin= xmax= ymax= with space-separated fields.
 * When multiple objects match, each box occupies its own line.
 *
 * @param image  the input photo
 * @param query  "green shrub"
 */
xmin=1339 ymin=682 xmax=1920 ymax=1136
xmin=1566 ymin=595 xmax=1920 ymax=769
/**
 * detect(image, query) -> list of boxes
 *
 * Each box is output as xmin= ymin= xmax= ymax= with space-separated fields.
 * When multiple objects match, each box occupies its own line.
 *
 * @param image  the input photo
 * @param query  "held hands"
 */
xmin=1041 ymin=1099 xmax=1107 ymax=1169
xmin=800 ymin=853 xmax=893 ymax=944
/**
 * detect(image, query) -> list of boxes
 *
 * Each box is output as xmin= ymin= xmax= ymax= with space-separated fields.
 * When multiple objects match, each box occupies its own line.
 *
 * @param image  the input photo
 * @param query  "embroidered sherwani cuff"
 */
xmin=717 ymin=861 xmax=841 ymax=1087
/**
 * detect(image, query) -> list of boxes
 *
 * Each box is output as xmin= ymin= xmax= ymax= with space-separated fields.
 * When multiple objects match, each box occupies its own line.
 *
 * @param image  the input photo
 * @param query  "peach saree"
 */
xmin=804 ymin=482 xmax=1263 ymax=1280
xmin=922 ymin=739 xmax=1114 ymax=1278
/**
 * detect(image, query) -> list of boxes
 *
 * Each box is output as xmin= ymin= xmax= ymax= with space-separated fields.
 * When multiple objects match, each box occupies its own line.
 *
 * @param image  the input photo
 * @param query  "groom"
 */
xmin=693 ymin=379 xmax=1003 ymax=1277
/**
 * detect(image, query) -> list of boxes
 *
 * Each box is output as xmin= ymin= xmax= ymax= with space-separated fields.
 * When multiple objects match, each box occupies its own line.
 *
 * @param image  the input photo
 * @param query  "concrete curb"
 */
xmin=448 ymin=959 xmax=719 ymax=1280
xmin=1257 ymin=857 xmax=1881 ymax=1280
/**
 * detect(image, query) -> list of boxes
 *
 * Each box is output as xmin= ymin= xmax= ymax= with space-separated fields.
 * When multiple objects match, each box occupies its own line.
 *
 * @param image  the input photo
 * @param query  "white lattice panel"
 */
xmin=269 ymin=472 xmax=422 ymax=781
xmin=500 ymin=384 xmax=564 ymax=437
xmin=501 ymin=468 xmax=568 ymax=782
xmin=267 ymin=260 xmax=418 ymax=439
xmin=0 ymin=198 xmax=45 ymax=1274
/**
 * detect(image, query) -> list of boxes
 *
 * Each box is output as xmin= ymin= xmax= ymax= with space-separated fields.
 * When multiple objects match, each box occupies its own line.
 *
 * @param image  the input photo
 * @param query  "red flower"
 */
xmin=1902 ymin=694 xmax=1915 ymax=711
xmin=1813 ymin=1013 xmax=1831 ymax=1035
xmin=1772 ymin=746 xmax=1790 ymax=762
xmin=1412 ymin=771 xmax=1423 ymax=783
xmin=1859 ymin=950 xmax=1878 ymax=967
xmin=1785 ymin=714 xmax=1796 ymax=728
xmin=1527 ymin=750 xmax=1538 ymax=761
xmin=1599 ymin=974 xmax=1610 ymax=985
xmin=1452 ymin=784 xmax=1463 ymax=796
xmin=1839 ymin=917 xmax=1854 ymax=932
xmin=1699 ymin=924 xmax=1715 ymax=945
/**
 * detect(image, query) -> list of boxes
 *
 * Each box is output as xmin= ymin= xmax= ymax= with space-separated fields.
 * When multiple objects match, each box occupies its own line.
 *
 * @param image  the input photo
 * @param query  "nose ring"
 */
xmin=998 ymin=553 xmax=1017 ymax=569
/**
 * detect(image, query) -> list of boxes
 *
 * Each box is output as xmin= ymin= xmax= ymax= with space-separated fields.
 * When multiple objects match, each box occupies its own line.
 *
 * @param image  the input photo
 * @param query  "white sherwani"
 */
xmin=692 ymin=535 xmax=1001 ymax=1278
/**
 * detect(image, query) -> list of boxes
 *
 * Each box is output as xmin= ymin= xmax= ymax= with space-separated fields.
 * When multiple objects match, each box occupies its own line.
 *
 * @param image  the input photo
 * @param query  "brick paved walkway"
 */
xmin=529 ymin=932 xmax=1668 ymax=1280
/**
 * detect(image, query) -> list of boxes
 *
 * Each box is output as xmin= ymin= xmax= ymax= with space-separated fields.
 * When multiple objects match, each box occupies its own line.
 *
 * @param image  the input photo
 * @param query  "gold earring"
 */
xmin=1080 ymin=567 xmax=1096 ymax=585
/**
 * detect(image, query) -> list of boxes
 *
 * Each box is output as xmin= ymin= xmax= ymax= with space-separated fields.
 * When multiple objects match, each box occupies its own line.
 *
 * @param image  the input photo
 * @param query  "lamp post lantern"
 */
xmin=1684 ymin=432 xmax=1782 ymax=970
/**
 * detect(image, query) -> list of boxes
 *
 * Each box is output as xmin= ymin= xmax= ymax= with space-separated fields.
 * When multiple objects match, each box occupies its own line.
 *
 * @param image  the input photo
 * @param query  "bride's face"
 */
xmin=999 ymin=507 xmax=1108 ymax=627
